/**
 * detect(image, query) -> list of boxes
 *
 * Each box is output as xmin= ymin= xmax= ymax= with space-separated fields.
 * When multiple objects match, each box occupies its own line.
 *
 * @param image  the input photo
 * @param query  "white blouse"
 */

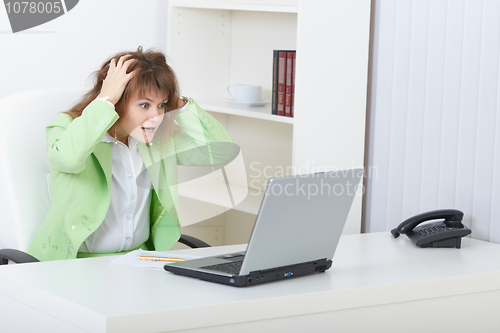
xmin=80 ymin=98 xmax=190 ymax=253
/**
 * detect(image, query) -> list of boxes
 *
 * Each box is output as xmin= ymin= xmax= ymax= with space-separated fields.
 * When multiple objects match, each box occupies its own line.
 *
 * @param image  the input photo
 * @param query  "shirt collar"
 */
xmin=101 ymin=132 xmax=114 ymax=144
xmin=102 ymin=132 xmax=139 ymax=150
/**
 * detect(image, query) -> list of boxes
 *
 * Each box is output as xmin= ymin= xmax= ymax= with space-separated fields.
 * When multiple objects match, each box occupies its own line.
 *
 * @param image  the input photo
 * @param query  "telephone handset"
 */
xmin=391 ymin=209 xmax=471 ymax=248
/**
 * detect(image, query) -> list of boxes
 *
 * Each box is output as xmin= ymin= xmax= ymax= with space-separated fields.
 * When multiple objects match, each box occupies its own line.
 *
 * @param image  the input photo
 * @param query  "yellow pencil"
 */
xmin=139 ymin=256 xmax=187 ymax=262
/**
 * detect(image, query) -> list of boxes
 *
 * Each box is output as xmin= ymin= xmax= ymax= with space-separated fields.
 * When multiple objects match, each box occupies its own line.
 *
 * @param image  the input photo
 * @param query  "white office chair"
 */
xmin=0 ymin=89 xmax=209 ymax=264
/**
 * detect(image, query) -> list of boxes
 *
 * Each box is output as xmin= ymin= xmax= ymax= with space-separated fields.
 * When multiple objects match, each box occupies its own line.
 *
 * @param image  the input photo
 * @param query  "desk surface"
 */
xmin=1 ymin=232 xmax=500 ymax=332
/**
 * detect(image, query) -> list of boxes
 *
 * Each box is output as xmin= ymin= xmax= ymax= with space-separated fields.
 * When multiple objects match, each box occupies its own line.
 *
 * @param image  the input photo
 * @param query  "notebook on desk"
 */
xmin=164 ymin=169 xmax=363 ymax=287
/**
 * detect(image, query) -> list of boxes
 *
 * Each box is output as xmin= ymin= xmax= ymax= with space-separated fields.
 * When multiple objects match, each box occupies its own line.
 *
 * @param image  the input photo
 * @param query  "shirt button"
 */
xmin=72 ymin=226 xmax=77 ymax=230
xmin=128 ymin=174 xmax=132 ymax=178
xmin=204 ymin=118 xmax=209 ymax=123
xmin=82 ymin=215 xmax=88 ymax=220
xmin=127 ymin=215 xmax=132 ymax=220
xmin=104 ymin=115 xmax=110 ymax=121
xmin=208 ymin=124 xmax=213 ymax=129
xmin=131 ymin=195 xmax=136 ymax=200
xmin=99 ymin=120 xmax=105 ymax=126
xmin=198 ymin=112 xmax=203 ymax=117
xmin=126 ymin=236 xmax=132 ymax=241
xmin=95 ymin=127 xmax=101 ymax=132
xmin=67 ymin=239 xmax=71 ymax=244
xmin=53 ymin=246 xmax=58 ymax=250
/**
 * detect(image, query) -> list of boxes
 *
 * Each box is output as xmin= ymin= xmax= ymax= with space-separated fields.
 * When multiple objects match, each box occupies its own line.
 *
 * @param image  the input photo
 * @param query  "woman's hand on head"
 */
xmin=97 ymin=55 xmax=136 ymax=105
xmin=167 ymin=95 xmax=187 ymax=111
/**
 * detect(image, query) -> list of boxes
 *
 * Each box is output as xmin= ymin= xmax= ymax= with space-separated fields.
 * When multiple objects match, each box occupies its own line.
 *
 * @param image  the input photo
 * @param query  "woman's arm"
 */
xmin=46 ymin=101 xmax=118 ymax=173
xmin=172 ymin=98 xmax=239 ymax=166
xmin=47 ymin=55 xmax=136 ymax=173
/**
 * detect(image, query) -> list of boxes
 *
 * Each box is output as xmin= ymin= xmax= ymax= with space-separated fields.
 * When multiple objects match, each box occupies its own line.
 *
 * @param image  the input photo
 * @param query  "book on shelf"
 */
xmin=291 ymin=51 xmax=296 ymax=118
xmin=272 ymin=50 xmax=296 ymax=117
xmin=285 ymin=51 xmax=293 ymax=117
xmin=277 ymin=51 xmax=287 ymax=116
xmin=272 ymin=50 xmax=279 ymax=115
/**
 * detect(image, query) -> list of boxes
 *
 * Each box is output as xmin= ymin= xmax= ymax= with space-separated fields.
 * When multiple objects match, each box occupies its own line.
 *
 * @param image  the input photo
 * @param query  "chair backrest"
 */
xmin=0 ymin=88 xmax=83 ymax=251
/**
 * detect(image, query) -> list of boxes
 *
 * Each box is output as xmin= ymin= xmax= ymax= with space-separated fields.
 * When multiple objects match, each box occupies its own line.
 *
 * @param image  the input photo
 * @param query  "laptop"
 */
xmin=164 ymin=169 xmax=363 ymax=287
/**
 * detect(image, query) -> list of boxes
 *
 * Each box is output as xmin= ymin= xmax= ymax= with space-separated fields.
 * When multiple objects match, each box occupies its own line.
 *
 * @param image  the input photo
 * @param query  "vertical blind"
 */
xmin=365 ymin=0 xmax=500 ymax=242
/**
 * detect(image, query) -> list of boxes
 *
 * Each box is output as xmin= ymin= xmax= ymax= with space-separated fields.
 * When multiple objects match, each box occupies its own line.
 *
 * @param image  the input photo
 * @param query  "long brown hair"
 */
xmin=67 ymin=46 xmax=180 ymax=118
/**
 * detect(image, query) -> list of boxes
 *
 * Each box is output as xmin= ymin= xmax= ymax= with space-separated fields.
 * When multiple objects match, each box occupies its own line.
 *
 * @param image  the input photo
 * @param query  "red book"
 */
xmin=291 ymin=52 xmax=296 ymax=118
xmin=285 ymin=51 xmax=295 ymax=117
xmin=277 ymin=51 xmax=287 ymax=116
xmin=272 ymin=50 xmax=279 ymax=115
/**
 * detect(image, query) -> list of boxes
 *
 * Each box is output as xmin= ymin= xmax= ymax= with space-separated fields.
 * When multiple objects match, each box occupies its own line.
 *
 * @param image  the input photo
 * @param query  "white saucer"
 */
xmin=226 ymin=99 xmax=270 ymax=107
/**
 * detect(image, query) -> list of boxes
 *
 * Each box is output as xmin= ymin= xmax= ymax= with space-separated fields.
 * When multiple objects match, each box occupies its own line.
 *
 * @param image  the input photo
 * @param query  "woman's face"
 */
xmin=116 ymin=91 xmax=167 ymax=144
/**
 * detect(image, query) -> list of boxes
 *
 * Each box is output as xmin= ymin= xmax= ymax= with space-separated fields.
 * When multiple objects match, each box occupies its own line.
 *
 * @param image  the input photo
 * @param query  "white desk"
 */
xmin=1 ymin=232 xmax=500 ymax=333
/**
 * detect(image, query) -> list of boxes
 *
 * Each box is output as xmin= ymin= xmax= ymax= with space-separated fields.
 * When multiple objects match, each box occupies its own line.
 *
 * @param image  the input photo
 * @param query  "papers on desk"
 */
xmin=111 ymin=249 xmax=200 ymax=269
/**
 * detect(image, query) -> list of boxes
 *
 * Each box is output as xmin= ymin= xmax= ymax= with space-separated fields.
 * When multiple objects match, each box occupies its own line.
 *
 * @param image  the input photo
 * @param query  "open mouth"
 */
xmin=141 ymin=127 xmax=156 ymax=133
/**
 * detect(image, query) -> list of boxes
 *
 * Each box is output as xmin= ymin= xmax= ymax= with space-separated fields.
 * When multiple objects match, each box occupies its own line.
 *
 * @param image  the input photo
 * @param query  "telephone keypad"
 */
xmin=419 ymin=226 xmax=445 ymax=237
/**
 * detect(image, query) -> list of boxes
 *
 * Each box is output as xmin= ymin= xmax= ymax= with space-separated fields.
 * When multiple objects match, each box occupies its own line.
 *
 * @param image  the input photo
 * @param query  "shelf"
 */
xmin=179 ymin=183 xmax=263 ymax=215
xmin=197 ymin=99 xmax=294 ymax=124
xmin=169 ymin=0 xmax=296 ymax=232
xmin=170 ymin=0 xmax=298 ymax=13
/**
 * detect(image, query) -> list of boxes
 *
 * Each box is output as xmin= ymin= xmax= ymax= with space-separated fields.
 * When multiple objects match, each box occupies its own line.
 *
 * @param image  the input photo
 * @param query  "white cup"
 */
xmin=227 ymin=84 xmax=262 ymax=102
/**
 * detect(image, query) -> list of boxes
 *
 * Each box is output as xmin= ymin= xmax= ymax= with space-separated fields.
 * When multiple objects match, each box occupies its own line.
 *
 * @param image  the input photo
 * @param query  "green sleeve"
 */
xmin=173 ymin=98 xmax=239 ymax=166
xmin=46 ymin=100 xmax=119 ymax=173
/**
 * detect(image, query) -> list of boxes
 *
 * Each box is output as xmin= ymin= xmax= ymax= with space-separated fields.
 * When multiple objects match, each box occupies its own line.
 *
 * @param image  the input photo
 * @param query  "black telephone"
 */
xmin=391 ymin=209 xmax=471 ymax=248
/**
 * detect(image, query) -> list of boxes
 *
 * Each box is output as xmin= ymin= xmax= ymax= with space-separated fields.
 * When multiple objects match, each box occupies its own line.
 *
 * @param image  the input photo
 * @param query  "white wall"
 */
xmin=0 ymin=0 xmax=169 ymax=99
xmin=365 ymin=0 xmax=500 ymax=243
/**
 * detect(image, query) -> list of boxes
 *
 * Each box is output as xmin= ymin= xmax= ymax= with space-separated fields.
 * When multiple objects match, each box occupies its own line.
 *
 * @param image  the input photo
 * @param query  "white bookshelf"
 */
xmin=170 ymin=0 xmax=298 ymax=13
xmin=179 ymin=184 xmax=263 ymax=217
xmin=167 ymin=0 xmax=297 ymax=105
xmin=167 ymin=0 xmax=371 ymax=246
xmin=197 ymin=99 xmax=294 ymax=124
xmin=167 ymin=0 xmax=297 ymax=245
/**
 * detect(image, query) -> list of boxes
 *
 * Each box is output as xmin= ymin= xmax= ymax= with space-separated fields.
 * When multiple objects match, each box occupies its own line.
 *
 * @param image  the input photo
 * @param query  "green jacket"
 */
xmin=29 ymin=98 xmax=236 ymax=261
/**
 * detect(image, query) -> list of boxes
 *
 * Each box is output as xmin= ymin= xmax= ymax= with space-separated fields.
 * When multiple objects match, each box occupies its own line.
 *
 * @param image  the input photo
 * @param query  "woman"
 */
xmin=28 ymin=47 xmax=237 ymax=261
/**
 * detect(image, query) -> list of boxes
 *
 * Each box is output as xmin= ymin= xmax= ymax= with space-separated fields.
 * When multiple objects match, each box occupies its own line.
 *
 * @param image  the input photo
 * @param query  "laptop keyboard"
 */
xmin=201 ymin=261 xmax=243 ymax=274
